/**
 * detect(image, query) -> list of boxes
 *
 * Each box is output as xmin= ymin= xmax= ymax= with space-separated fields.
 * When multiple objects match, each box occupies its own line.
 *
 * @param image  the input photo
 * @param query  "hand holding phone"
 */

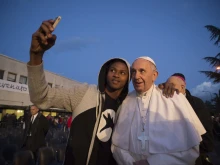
xmin=30 ymin=17 xmax=61 ymax=55
xmin=43 ymin=16 xmax=61 ymax=39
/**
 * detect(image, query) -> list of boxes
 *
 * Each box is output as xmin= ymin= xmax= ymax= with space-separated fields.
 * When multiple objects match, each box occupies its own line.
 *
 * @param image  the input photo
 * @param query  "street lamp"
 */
xmin=216 ymin=66 xmax=220 ymax=71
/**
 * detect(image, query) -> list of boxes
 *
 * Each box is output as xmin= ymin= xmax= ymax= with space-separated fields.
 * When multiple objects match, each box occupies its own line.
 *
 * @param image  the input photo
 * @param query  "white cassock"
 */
xmin=112 ymin=84 xmax=206 ymax=165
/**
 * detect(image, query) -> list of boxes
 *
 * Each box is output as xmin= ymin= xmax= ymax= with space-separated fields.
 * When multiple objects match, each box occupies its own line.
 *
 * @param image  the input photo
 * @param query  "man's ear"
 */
xmin=181 ymin=84 xmax=186 ymax=94
xmin=153 ymin=70 xmax=158 ymax=81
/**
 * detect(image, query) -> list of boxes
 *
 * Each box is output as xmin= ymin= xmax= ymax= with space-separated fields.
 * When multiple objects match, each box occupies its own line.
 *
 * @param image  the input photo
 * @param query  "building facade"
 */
xmin=0 ymin=54 xmax=78 ymax=120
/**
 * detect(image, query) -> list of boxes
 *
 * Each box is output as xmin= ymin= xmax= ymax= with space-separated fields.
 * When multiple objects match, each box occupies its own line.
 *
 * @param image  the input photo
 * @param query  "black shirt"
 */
xmin=89 ymin=93 xmax=120 ymax=165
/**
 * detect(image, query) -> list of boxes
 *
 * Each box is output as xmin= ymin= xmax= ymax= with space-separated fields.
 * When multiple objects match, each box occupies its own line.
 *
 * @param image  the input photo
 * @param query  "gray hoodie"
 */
xmin=27 ymin=58 xmax=130 ymax=165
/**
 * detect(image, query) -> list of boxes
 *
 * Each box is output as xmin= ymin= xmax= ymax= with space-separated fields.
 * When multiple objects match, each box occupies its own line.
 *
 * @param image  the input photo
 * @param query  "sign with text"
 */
xmin=0 ymin=79 xmax=29 ymax=94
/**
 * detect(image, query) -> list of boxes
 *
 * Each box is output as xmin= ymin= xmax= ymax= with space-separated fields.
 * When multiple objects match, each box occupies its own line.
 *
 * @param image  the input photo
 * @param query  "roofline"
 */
xmin=0 ymin=54 xmax=78 ymax=82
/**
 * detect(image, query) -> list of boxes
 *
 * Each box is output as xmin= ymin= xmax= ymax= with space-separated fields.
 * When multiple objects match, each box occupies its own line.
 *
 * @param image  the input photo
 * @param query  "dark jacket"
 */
xmin=186 ymin=89 xmax=214 ymax=165
xmin=22 ymin=113 xmax=49 ymax=152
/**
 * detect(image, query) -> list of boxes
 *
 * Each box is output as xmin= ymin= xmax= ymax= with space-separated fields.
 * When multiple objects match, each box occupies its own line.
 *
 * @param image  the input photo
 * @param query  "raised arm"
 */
xmin=27 ymin=19 xmax=89 ymax=112
xmin=29 ymin=19 xmax=56 ymax=65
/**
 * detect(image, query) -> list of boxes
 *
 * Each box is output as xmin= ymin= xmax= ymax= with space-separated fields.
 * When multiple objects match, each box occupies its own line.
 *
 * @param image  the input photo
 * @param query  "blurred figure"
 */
xmin=2 ymin=113 xmax=9 ymax=128
xmin=46 ymin=114 xmax=53 ymax=127
xmin=213 ymin=115 xmax=220 ymax=140
xmin=67 ymin=116 xmax=72 ymax=131
xmin=166 ymin=73 xmax=214 ymax=165
xmin=52 ymin=116 xmax=61 ymax=129
xmin=21 ymin=105 xmax=49 ymax=161
xmin=17 ymin=115 xmax=25 ymax=129
xmin=11 ymin=113 xmax=17 ymax=128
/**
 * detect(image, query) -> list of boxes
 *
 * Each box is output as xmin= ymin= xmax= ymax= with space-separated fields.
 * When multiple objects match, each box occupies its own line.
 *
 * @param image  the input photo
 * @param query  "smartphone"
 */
xmin=53 ymin=16 xmax=61 ymax=29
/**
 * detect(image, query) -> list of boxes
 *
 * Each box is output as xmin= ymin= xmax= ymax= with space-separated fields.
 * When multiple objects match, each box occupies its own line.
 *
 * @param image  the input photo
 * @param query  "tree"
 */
xmin=205 ymin=25 xmax=220 ymax=46
xmin=212 ymin=89 xmax=220 ymax=113
xmin=204 ymin=100 xmax=215 ymax=114
xmin=200 ymin=25 xmax=220 ymax=83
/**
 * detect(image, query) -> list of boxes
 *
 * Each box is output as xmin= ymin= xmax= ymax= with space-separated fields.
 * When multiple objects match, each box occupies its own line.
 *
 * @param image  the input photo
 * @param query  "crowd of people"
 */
xmin=1 ymin=113 xmax=20 ymax=128
xmin=46 ymin=114 xmax=72 ymax=131
xmin=0 ymin=107 xmax=71 ymax=165
xmin=0 ymin=112 xmax=72 ymax=132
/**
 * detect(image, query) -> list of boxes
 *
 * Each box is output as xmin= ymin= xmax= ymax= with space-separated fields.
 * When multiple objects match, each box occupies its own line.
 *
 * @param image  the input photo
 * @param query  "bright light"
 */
xmin=17 ymin=110 xmax=23 ymax=113
xmin=217 ymin=66 xmax=220 ymax=70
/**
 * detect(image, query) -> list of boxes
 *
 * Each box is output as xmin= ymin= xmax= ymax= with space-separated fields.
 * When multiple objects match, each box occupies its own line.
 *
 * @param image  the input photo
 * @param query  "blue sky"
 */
xmin=0 ymin=0 xmax=219 ymax=100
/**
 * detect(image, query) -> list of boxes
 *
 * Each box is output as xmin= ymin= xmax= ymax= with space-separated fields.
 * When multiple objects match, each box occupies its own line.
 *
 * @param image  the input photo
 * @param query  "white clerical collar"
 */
xmin=136 ymin=84 xmax=154 ymax=97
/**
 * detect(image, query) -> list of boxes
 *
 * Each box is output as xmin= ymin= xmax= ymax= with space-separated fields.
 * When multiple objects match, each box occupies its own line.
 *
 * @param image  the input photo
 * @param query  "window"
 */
xmin=48 ymin=83 xmax=53 ymax=87
xmin=55 ymin=85 xmax=60 ymax=88
xmin=19 ymin=76 xmax=27 ymax=84
xmin=7 ymin=72 xmax=16 ymax=82
xmin=0 ymin=70 xmax=4 ymax=79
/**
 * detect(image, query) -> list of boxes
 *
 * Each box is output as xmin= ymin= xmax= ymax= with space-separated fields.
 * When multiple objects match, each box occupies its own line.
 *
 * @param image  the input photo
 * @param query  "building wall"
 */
xmin=0 ymin=54 xmax=81 ymax=106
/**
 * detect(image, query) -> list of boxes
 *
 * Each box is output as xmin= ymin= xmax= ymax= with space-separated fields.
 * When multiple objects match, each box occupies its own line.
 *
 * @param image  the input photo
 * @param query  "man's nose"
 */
xmin=113 ymin=72 xmax=120 ymax=77
xmin=133 ymin=72 xmax=140 ymax=79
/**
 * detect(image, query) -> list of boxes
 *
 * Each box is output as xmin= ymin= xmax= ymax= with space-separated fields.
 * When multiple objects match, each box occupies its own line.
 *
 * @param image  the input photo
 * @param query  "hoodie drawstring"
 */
xmin=86 ymin=93 xmax=105 ymax=165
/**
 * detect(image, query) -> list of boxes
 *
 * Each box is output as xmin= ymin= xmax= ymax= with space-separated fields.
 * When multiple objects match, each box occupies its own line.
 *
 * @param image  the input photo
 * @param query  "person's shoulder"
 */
xmin=88 ymin=84 xmax=98 ymax=90
xmin=68 ymin=83 xmax=97 ymax=98
xmin=191 ymin=95 xmax=204 ymax=104
xmin=187 ymin=92 xmax=206 ymax=107
xmin=154 ymin=85 xmax=166 ymax=94
xmin=69 ymin=82 xmax=90 ymax=89
xmin=121 ymin=90 xmax=136 ymax=104
xmin=39 ymin=113 xmax=47 ymax=120
xmin=188 ymin=93 xmax=212 ymax=115
xmin=74 ymin=83 xmax=98 ymax=92
xmin=191 ymin=96 xmax=210 ymax=114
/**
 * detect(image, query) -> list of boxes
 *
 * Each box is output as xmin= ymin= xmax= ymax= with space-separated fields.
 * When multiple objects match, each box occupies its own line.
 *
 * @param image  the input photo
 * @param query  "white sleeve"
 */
xmin=111 ymin=144 xmax=135 ymax=165
xmin=147 ymin=145 xmax=200 ymax=165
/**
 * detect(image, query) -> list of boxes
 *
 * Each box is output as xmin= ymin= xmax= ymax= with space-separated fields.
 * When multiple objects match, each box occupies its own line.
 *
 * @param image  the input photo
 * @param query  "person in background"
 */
xmin=166 ymin=73 xmax=214 ymax=165
xmin=21 ymin=105 xmax=49 ymax=161
xmin=67 ymin=116 xmax=72 ymax=131
xmin=52 ymin=116 xmax=62 ymax=129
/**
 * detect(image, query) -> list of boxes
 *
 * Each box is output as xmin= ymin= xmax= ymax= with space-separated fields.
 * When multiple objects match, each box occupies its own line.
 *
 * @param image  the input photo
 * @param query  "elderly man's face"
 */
xmin=131 ymin=59 xmax=158 ymax=94
xmin=166 ymin=76 xmax=186 ymax=94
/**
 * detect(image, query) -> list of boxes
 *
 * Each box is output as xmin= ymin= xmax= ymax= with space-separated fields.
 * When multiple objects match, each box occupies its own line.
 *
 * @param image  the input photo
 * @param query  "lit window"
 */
xmin=0 ymin=70 xmax=4 ymax=79
xmin=19 ymin=76 xmax=27 ymax=84
xmin=7 ymin=73 xmax=16 ymax=82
